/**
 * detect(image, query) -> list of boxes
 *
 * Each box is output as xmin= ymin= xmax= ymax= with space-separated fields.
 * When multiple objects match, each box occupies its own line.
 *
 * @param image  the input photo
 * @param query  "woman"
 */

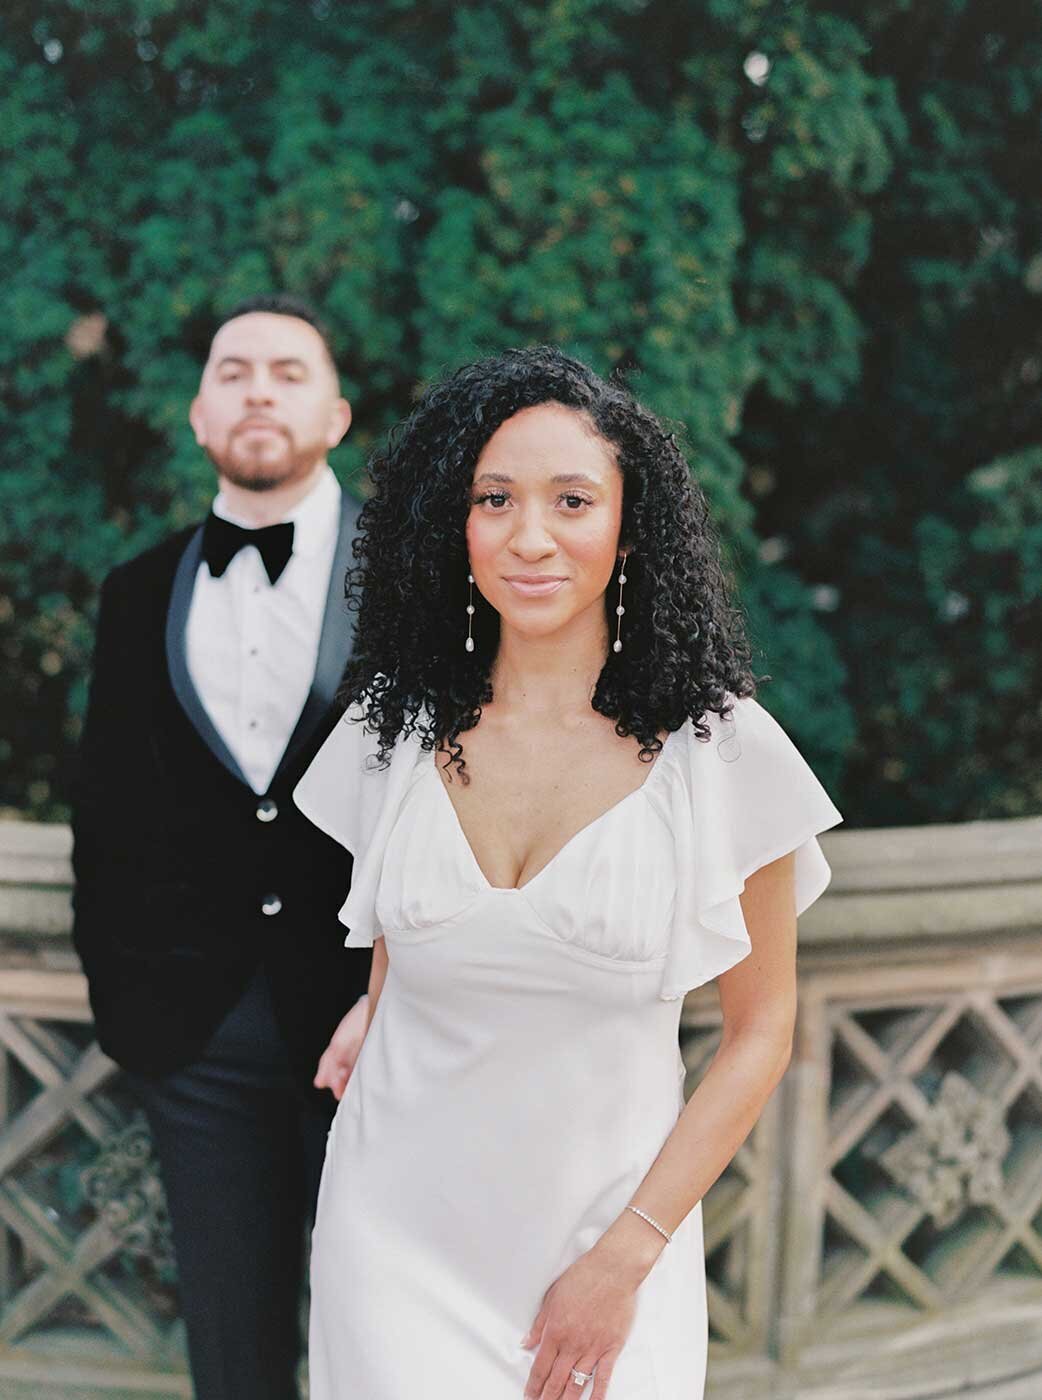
xmin=295 ymin=347 xmax=842 ymax=1400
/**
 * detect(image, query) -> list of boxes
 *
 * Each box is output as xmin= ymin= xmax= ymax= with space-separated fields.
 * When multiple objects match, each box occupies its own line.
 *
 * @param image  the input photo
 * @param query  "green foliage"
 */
xmin=2 ymin=0 xmax=1040 ymax=825
xmin=900 ymin=448 xmax=1042 ymax=819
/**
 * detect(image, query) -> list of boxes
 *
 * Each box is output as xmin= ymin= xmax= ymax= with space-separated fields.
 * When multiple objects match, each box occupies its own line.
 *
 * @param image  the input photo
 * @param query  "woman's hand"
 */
xmin=521 ymin=1221 xmax=660 ymax=1400
xmin=313 ymin=995 xmax=369 ymax=1100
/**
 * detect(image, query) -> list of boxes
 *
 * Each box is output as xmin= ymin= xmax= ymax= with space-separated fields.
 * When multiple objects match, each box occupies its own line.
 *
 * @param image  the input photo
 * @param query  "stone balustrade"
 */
xmin=1 ymin=815 xmax=1041 ymax=1398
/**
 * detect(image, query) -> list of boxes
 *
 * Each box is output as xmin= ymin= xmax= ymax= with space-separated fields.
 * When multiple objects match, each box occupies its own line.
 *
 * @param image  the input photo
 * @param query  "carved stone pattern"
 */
xmin=81 ymin=1114 xmax=176 ymax=1274
xmin=878 ymin=1072 xmax=1011 ymax=1228
xmin=0 ymin=1010 xmax=186 ymax=1383
xmin=809 ymin=991 xmax=1042 ymax=1330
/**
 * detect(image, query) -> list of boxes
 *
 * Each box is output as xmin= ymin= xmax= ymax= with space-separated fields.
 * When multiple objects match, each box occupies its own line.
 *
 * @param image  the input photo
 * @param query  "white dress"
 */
xmin=294 ymin=695 xmax=842 ymax=1400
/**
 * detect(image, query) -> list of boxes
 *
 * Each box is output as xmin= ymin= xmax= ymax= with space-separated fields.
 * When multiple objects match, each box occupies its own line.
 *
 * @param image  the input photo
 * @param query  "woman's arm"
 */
xmin=314 ymin=936 xmax=389 ymax=1099
xmin=523 ymin=853 xmax=798 ymax=1400
xmin=612 ymin=849 xmax=797 ymax=1256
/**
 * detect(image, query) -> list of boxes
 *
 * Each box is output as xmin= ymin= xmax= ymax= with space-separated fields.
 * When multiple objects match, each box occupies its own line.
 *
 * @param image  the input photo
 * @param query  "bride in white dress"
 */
xmin=295 ymin=347 xmax=842 ymax=1400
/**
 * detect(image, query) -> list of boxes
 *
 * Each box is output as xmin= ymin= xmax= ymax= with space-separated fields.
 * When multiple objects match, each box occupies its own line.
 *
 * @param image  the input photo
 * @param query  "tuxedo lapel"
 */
xmin=165 ymin=527 xmax=251 ymax=786
xmin=271 ymin=491 xmax=361 ymax=786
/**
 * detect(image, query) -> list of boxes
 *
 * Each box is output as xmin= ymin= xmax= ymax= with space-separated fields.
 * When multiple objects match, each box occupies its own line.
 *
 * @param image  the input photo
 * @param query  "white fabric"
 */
xmin=294 ymin=694 xmax=842 ymax=1399
xmin=186 ymin=465 xmax=340 ymax=793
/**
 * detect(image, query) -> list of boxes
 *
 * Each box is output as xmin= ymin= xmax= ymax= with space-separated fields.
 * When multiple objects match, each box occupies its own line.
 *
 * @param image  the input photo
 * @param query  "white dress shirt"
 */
xmin=186 ymin=465 xmax=341 ymax=795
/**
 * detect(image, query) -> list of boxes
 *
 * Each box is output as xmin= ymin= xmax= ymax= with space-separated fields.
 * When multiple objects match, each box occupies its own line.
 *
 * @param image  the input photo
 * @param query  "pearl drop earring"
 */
xmin=465 ymin=573 xmax=475 ymax=653
xmin=613 ymin=556 xmax=627 ymax=654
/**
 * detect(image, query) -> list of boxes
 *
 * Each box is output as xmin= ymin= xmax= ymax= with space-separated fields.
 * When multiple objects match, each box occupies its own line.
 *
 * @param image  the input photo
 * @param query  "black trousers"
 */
xmin=127 ymin=968 xmax=335 ymax=1400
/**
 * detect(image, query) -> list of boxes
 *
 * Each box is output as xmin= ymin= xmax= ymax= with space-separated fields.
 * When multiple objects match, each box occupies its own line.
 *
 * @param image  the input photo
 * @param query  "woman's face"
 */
xmin=466 ymin=403 xmax=624 ymax=645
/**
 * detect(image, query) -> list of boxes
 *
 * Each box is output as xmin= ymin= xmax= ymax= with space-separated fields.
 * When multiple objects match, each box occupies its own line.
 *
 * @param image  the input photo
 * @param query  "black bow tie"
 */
xmin=201 ymin=514 xmax=295 ymax=585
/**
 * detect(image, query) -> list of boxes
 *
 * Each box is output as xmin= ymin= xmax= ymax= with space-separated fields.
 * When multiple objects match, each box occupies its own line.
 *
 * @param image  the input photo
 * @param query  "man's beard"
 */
xmin=205 ymin=424 xmax=326 ymax=493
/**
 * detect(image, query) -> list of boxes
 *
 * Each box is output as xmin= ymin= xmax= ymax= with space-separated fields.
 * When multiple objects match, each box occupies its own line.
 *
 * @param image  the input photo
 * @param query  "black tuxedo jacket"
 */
xmin=71 ymin=496 xmax=369 ymax=1090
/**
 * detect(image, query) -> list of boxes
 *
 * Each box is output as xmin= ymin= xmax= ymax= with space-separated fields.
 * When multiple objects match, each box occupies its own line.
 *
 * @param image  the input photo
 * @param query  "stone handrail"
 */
xmin=7 ymin=813 xmax=1041 ymax=938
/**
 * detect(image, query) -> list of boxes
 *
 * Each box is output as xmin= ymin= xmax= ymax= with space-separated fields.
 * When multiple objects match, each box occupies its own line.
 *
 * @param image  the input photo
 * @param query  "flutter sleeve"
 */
xmin=659 ymin=694 xmax=844 ymax=1001
xmin=293 ymin=702 xmax=420 ymax=947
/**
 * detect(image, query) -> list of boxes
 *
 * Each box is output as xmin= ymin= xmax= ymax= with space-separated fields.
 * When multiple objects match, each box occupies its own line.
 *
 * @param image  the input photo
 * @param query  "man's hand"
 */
xmin=313 ymin=995 xmax=369 ymax=1100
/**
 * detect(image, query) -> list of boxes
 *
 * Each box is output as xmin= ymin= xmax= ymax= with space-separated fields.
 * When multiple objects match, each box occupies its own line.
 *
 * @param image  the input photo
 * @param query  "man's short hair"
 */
xmin=212 ymin=294 xmax=337 ymax=369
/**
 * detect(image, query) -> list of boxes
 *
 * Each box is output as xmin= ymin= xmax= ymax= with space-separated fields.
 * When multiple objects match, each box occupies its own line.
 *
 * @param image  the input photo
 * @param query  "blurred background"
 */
xmin=2 ymin=0 xmax=1040 ymax=829
xmin=1 ymin=3 xmax=1041 ymax=1398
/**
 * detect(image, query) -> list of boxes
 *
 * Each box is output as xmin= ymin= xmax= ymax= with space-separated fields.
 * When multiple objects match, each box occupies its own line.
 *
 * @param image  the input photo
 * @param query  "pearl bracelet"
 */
xmin=625 ymin=1204 xmax=673 ymax=1243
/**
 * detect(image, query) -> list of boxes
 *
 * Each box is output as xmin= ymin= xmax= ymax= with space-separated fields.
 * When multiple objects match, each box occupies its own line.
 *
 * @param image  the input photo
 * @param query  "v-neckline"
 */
xmin=429 ymin=726 xmax=681 ymax=895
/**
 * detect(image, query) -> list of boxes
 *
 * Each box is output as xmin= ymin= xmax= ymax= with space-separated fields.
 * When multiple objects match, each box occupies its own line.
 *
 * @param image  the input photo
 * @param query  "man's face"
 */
xmin=189 ymin=312 xmax=351 ymax=491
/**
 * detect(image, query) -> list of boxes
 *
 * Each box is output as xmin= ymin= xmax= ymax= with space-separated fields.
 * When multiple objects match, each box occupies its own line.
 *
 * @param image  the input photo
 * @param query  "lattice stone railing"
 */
xmin=0 ymin=823 xmax=186 ymax=1397
xmin=1 ymin=814 xmax=1041 ymax=1398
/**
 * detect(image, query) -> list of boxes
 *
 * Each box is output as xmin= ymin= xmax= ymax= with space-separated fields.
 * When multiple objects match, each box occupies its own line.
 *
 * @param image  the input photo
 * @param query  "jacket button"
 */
xmin=256 ymin=798 xmax=278 ymax=823
xmin=261 ymin=893 xmax=283 ymax=917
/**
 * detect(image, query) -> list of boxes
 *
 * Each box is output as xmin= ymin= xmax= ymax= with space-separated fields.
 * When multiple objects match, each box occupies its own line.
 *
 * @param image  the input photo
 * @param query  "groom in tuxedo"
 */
xmin=72 ymin=295 xmax=369 ymax=1400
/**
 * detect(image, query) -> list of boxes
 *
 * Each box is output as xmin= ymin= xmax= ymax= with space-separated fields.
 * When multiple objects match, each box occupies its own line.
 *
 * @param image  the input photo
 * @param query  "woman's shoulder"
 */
xmin=680 ymin=690 xmax=806 ymax=749
xmin=668 ymin=691 xmax=840 ymax=815
xmin=658 ymin=690 xmax=843 ymax=1000
xmin=293 ymin=697 xmax=422 ymax=851
xmin=673 ymin=692 xmax=768 ymax=760
xmin=666 ymin=690 xmax=841 ymax=822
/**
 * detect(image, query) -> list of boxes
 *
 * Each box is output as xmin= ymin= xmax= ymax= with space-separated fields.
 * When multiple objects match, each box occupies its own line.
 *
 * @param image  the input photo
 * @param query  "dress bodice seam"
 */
xmin=380 ymin=909 xmax=672 ymax=973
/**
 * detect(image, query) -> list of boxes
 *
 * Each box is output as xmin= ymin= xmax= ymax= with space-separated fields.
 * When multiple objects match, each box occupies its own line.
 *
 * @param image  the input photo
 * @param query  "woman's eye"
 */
xmin=561 ymin=494 xmax=591 ymax=510
xmin=474 ymin=492 xmax=509 ymax=509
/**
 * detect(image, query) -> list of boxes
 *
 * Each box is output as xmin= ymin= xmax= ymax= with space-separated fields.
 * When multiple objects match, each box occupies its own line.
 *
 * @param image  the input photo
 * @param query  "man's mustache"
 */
xmin=232 ymin=417 xmax=291 ymax=438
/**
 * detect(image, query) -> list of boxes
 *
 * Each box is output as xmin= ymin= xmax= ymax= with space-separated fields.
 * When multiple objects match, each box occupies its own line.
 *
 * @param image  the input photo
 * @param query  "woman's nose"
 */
xmin=508 ymin=510 xmax=556 ymax=559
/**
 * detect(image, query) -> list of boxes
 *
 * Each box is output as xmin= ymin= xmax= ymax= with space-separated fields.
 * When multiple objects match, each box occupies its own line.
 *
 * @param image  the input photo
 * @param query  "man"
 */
xmin=72 ymin=295 xmax=369 ymax=1400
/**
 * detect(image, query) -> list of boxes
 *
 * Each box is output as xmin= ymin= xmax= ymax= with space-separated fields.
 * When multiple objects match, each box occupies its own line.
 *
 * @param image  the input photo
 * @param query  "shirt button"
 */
xmin=261 ymin=893 xmax=283 ymax=917
xmin=256 ymin=798 xmax=278 ymax=823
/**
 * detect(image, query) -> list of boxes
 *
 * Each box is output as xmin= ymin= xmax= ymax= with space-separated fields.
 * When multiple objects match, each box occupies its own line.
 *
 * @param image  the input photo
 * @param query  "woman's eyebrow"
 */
xmin=472 ymin=471 xmax=601 ymax=486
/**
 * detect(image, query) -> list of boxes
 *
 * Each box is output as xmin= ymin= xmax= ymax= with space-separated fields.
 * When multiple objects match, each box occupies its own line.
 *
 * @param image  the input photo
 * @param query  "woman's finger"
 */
xmin=315 ymin=1052 xmax=351 ymax=1098
xmin=590 ymin=1347 xmax=619 ymax=1400
xmin=539 ymin=1349 xmax=585 ymax=1400
xmin=313 ymin=1050 xmax=335 ymax=1088
xmin=523 ymin=1339 xmax=558 ymax=1399
xmin=521 ymin=1299 xmax=549 ymax=1351
xmin=564 ymin=1354 xmax=599 ymax=1399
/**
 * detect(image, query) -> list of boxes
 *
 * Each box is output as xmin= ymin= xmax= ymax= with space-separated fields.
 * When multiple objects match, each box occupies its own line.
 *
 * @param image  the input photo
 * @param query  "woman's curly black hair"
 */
xmin=340 ymin=345 xmax=757 ymax=775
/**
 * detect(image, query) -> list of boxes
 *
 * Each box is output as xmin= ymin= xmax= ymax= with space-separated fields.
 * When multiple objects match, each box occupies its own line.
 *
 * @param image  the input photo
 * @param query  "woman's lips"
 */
xmin=502 ymin=576 xmax=568 ymax=597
